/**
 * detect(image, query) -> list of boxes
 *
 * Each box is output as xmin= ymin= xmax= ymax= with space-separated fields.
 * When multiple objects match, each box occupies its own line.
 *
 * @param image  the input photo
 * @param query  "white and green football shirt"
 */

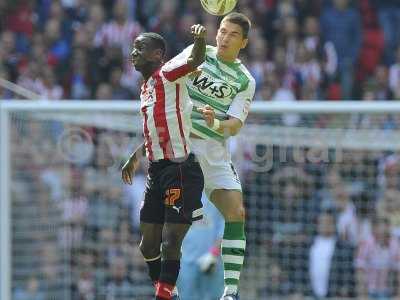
xmin=185 ymin=45 xmax=256 ymax=141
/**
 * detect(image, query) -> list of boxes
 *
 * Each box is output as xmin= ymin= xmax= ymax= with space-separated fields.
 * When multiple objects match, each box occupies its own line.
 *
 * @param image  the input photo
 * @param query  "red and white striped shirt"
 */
xmin=140 ymin=49 xmax=193 ymax=161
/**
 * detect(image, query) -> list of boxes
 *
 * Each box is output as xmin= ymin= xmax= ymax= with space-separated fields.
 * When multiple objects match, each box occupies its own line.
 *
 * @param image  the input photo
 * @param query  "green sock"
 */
xmin=221 ymin=222 xmax=246 ymax=295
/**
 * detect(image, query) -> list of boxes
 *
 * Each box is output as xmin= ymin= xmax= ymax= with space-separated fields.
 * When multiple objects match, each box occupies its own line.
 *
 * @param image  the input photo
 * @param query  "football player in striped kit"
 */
xmin=188 ymin=13 xmax=255 ymax=300
xmin=122 ymin=25 xmax=206 ymax=300
xmin=124 ymin=13 xmax=255 ymax=300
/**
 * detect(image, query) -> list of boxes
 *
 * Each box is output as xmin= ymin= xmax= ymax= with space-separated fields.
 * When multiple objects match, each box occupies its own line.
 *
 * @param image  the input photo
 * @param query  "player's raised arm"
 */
xmin=161 ymin=25 xmax=206 ymax=82
xmin=187 ymin=24 xmax=207 ymax=71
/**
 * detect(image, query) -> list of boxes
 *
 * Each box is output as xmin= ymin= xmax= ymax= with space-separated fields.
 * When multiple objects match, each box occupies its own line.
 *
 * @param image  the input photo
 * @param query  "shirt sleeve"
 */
xmin=162 ymin=44 xmax=194 ymax=83
xmin=227 ymin=77 xmax=256 ymax=123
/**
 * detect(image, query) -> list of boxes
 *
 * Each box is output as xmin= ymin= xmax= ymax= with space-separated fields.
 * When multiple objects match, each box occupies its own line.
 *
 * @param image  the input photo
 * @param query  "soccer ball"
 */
xmin=200 ymin=0 xmax=237 ymax=16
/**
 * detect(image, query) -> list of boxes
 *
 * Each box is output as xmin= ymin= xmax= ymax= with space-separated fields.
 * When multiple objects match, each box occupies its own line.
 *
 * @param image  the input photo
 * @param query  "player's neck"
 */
xmin=142 ymin=62 xmax=163 ymax=80
xmin=216 ymin=52 xmax=238 ymax=64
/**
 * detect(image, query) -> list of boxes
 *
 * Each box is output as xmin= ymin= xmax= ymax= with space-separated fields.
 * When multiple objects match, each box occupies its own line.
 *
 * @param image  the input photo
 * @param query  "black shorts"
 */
xmin=140 ymin=153 xmax=204 ymax=224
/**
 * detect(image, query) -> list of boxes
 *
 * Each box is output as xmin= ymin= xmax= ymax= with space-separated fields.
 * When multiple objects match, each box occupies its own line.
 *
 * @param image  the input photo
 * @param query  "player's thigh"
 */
xmin=160 ymin=155 xmax=204 ymax=225
xmin=200 ymin=159 xmax=242 ymax=197
xmin=176 ymin=262 xmax=201 ymax=300
xmin=140 ymin=222 xmax=163 ymax=242
xmin=210 ymin=189 xmax=245 ymax=221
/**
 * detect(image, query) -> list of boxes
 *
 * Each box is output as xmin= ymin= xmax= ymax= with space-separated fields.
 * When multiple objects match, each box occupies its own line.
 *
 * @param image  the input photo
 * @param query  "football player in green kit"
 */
xmin=187 ymin=12 xmax=255 ymax=300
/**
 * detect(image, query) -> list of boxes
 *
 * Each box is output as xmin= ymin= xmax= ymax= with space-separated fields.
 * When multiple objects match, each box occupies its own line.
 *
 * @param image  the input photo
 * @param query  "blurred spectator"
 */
xmin=102 ymin=256 xmax=135 ymax=300
xmin=365 ymin=65 xmax=392 ymax=100
xmin=321 ymin=0 xmax=361 ymax=99
xmin=6 ymin=0 xmax=34 ymax=38
xmin=372 ymin=0 xmax=400 ymax=64
xmin=148 ymin=0 xmax=180 ymax=55
xmin=74 ymin=270 xmax=95 ymax=300
xmin=0 ymin=68 xmax=14 ymax=99
xmin=0 ymin=30 xmax=21 ymax=82
xmin=17 ymin=61 xmax=41 ymax=95
xmin=293 ymin=42 xmax=321 ymax=100
xmin=85 ymin=139 xmax=124 ymax=238
xmin=109 ymin=67 xmax=133 ymax=100
xmin=377 ymin=189 xmax=400 ymax=239
xmin=59 ymin=174 xmax=88 ymax=248
xmin=355 ymin=217 xmax=400 ymax=299
xmin=87 ymin=4 xmax=105 ymax=30
xmin=303 ymin=16 xmax=321 ymax=54
xmin=267 ymin=166 xmax=316 ymax=294
xmin=353 ymin=190 xmax=375 ymax=244
xmin=68 ymin=49 xmax=91 ymax=99
xmin=257 ymin=263 xmax=296 ymax=299
xmin=389 ymin=46 xmax=400 ymax=99
xmin=43 ymin=18 xmax=70 ymax=67
xmin=36 ymin=67 xmax=63 ymax=100
xmin=93 ymin=0 xmax=142 ymax=58
xmin=378 ymin=154 xmax=400 ymax=191
xmin=307 ymin=211 xmax=355 ymax=298
xmin=321 ymin=168 xmax=359 ymax=245
xmin=95 ymin=83 xmax=113 ymax=100
xmin=13 ymin=276 xmax=45 ymax=300
xmin=247 ymin=38 xmax=268 ymax=89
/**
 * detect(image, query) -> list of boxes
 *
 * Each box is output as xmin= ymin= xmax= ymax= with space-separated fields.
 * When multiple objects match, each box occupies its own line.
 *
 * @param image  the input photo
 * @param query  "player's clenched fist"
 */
xmin=191 ymin=24 xmax=207 ymax=39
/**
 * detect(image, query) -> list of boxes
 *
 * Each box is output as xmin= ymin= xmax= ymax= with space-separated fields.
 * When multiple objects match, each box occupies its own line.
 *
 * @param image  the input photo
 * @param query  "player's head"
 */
xmin=130 ymin=32 xmax=166 ymax=72
xmin=216 ymin=12 xmax=251 ymax=61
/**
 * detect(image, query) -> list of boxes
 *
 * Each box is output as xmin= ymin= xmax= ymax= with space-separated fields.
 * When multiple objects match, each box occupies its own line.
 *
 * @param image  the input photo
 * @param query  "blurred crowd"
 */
xmin=242 ymin=148 xmax=400 ymax=299
xmin=10 ymin=114 xmax=400 ymax=299
xmin=1 ymin=0 xmax=400 ymax=101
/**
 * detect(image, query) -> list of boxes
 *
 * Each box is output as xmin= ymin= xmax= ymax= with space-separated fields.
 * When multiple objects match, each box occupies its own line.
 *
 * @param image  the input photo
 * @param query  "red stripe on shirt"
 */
xmin=163 ymin=64 xmax=192 ymax=82
xmin=175 ymin=84 xmax=188 ymax=156
xmin=153 ymin=72 xmax=174 ymax=159
xmin=141 ymin=106 xmax=154 ymax=161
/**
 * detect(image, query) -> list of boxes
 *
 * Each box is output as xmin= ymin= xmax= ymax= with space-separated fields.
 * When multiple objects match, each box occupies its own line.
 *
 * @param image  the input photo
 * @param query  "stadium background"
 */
xmin=1 ymin=0 xmax=400 ymax=299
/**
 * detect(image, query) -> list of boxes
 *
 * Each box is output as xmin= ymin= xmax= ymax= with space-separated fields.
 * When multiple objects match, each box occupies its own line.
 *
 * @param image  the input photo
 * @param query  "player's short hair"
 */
xmin=140 ymin=32 xmax=167 ymax=57
xmin=222 ymin=12 xmax=251 ymax=39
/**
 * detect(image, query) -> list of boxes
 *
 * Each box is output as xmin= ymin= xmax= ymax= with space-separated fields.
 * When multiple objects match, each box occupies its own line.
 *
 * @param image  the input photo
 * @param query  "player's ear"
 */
xmin=151 ymin=48 xmax=163 ymax=62
xmin=240 ymin=38 xmax=248 ymax=49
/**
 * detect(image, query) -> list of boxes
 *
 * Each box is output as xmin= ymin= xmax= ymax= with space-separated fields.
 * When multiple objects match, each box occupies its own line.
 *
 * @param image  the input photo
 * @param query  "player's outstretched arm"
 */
xmin=187 ymin=24 xmax=206 ymax=71
xmin=121 ymin=142 xmax=144 ymax=185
